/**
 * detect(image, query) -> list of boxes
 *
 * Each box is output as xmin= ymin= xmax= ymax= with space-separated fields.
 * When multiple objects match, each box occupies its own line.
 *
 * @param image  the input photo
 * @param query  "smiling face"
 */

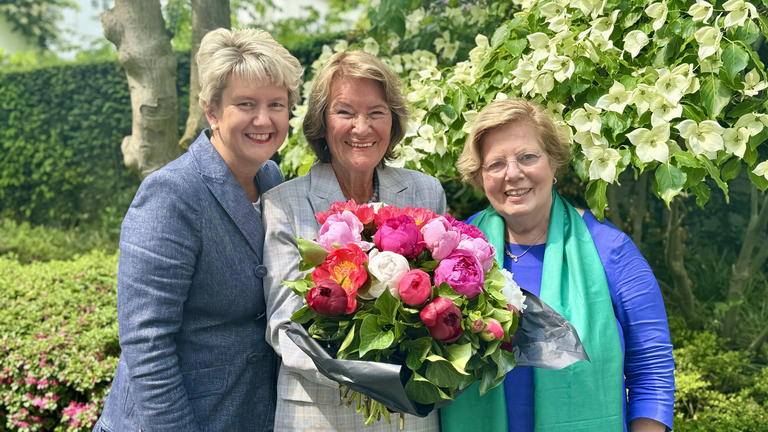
xmin=481 ymin=122 xmax=555 ymax=229
xmin=324 ymin=77 xmax=393 ymax=177
xmin=206 ymin=76 xmax=289 ymax=176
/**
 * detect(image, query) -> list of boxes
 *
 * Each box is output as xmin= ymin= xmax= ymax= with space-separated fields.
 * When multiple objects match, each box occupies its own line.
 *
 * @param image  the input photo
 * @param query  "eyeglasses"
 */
xmin=481 ymin=151 xmax=543 ymax=177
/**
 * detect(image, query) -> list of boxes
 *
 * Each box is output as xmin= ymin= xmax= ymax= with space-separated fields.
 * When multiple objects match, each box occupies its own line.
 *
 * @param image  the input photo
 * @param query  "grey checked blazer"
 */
xmin=95 ymin=131 xmax=282 ymax=432
xmin=262 ymin=163 xmax=445 ymax=431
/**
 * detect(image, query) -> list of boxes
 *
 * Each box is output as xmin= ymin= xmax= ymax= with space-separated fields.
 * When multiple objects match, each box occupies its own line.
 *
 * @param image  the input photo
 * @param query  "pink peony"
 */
xmin=374 ymin=215 xmax=424 ymax=258
xmin=317 ymin=210 xmax=373 ymax=252
xmin=420 ymin=297 xmax=463 ymax=343
xmin=480 ymin=318 xmax=504 ymax=341
xmin=307 ymin=280 xmax=350 ymax=316
xmin=446 ymin=214 xmax=486 ymax=240
xmin=421 ymin=217 xmax=461 ymax=260
xmin=456 ymin=237 xmax=495 ymax=273
xmin=433 ymin=250 xmax=484 ymax=298
xmin=398 ymin=269 xmax=432 ymax=306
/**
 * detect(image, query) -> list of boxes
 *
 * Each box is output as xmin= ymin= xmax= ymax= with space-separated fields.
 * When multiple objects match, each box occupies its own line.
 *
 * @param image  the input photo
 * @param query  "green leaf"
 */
xmin=748 ymin=170 xmax=768 ymax=192
xmin=722 ymin=43 xmax=749 ymax=84
xmin=603 ymin=111 xmax=632 ymax=138
xmin=728 ymin=19 xmax=760 ymax=45
xmin=690 ymin=183 xmax=710 ymax=209
xmin=405 ymin=371 xmax=452 ymax=405
xmin=403 ymin=337 xmax=433 ymax=370
xmin=491 ymin=24 xmax=511 ymax=48
xmin=491 ymin=348 xmax=517 ymax=379
xmin=297 ymin=238 xmax=329 ymax=267
xmin=450 ymin=90 xmax=467 ymax=117
xmin=759 ymin=15 xmax=768 ymax=36
xmin=721 ymin=158 xmax=742 ymax=182
xmin=445 ymin=342 xmax=472 ymax=371
xmin=586 ymin=180 xmax=608 ymax=221
xmin=504 ymin=38 xmax=527 ymax=57
xmin=727 ymin=98 xmax=765 ymax=119
xmin=359 ymin=315 xmax=394 ymax=357
xmin=681 ymin=104 xmax=706 ymax=123
xmin=283 ymin=278 xmax=314 ymax=297
xmin=374 ymin=286 xmax=400 ymax=326
xmin=673 ymin=151 xmax=702 ymax=168
xmin=681 ymin=166 xmax=706 ymax=189
xmin=290 ymin=306 xmax=317 ymax=324
xmin=655 ymin=164 xmax=687 ymax=207
xmin=573 ymin=150 xmax=590 ymax=182
xmin=479 ymin=365 xmax=505 ymax=395
xmin=437 ymin=282 xmax=463 ymax=302
xmin=337 ymin=321 xmax=358 ymax=358
xmin=425 ymin=356 xmax=469 ymax=388
xmin=698 ymin=156 xmax=729 ymax=202
xmin=700 ymin=74 xmax=732 ymax=119
xmin=419 ymin=260 xmax=440 ymax=272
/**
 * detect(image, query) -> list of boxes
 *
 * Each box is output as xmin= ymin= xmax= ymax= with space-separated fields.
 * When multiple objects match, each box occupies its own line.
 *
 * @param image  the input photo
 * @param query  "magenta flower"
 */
xmin=421 ymin=217 xmax=461 ymax=260
xmin=434 ymin=250 xmax=484 ymax=298
xmin=420 ymin=297 xmax=463 ymax=343
xmin=374 ymin=215 xmax=425 ymax=258
xmin=446 ymin=214 xmax=486 ymax=240
xmin=306 ymin=279 xmax=350 ymax=316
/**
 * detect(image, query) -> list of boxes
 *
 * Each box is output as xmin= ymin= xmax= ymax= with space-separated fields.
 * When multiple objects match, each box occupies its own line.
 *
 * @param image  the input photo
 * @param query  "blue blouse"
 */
xmin=468 ymin=211 xmax=675 ymax=431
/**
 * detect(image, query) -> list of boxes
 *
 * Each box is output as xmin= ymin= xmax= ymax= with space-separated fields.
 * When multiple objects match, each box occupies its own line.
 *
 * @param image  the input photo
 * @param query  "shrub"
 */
xmin=0 ymin=250 xmax=119 ymax=431
xmin=0 ymin=219 xmax=119 ymax=264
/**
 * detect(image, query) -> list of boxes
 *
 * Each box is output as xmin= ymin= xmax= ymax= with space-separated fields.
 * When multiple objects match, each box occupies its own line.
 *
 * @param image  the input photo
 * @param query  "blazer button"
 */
xmin=254 ymin=265 xmax=268 ymax=278
xmin=248 ymin=354 xmax=260 ymax=363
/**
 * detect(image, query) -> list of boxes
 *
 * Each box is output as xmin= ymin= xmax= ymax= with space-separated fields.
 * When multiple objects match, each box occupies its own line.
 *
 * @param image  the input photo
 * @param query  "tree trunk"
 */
xmin=179 ymin=0 xmax=231 ymax=149
xmin=665 ymin=197 xmax=700 ymax=328
xmin=632 ymin=172 xmax=647 ymax=246
xmin=722 ymin=187 xmax=768 ymax=340
xmin=102 ymin=0 xmax=182 ymax=179
xmin=606 ymin=183 xmax=623 ymax=230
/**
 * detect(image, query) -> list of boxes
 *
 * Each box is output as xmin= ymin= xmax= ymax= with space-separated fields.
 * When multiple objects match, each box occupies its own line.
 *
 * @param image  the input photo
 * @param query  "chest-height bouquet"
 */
xmin=284 ymin=200 xmax=584 ymax=428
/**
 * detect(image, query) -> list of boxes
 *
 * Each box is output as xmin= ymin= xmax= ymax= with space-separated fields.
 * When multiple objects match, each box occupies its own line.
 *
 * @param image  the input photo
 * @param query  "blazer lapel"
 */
xmin=377 ymin=166 xmax=409 ymax=207
xmin=308 ymin=163 xmax=347 ymax=216
xmin=191 ymin=131 xmax=264 ymax=261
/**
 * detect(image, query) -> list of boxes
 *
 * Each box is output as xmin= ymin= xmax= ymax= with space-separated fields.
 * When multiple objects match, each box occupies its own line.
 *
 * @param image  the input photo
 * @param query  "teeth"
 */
xmin=246 ymin=133 xmax=271 ymax=141
xmin=506 ymin=189 xmax=531 ymax=197
xmin=348 ymin=141 xmax=374 ymax=148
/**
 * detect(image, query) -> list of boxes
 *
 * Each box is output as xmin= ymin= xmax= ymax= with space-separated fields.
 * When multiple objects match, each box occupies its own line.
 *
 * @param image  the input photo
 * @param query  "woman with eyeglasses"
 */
xmin=440 ymin=98 xmax=675 ymax=432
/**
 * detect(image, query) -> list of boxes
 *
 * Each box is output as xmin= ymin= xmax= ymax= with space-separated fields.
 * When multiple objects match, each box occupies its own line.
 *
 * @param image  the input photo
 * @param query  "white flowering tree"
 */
xmin=280 ymin=0 xmax=768 ymax=338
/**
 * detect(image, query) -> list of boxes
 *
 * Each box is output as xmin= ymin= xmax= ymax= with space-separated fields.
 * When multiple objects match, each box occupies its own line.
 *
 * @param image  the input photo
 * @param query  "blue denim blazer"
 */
xmin=95 ymin=131 xmax=283 ymax=432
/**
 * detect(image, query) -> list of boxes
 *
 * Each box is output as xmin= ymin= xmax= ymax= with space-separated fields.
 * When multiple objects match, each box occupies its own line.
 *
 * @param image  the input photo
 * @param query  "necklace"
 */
xmin=369 ymin=170 xmax=379 ymax=203
xmin=504 ymin=228 xmax=547 ymax=263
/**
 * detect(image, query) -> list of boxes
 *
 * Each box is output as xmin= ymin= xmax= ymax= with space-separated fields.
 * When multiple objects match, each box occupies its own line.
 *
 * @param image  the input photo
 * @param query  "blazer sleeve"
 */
xmin=116 ymin=169 xmax=203 ymax=431
xmin=261 ymin=189 xmax=338 ymax=388
xmin=433 ymin=176 xmax=447 ymax=215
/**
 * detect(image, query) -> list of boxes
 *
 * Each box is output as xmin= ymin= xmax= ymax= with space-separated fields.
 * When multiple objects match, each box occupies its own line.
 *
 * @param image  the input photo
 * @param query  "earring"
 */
xmin=211 ymin=124 xmax=217 ymax=131
xmin=553 ymin=177 xmax=558 ymax=184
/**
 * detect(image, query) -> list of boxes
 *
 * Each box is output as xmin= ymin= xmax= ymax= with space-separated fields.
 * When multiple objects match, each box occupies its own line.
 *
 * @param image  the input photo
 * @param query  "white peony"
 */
xmin=367 ymin=250 xmax=410 ymax=299
xmin=499 ymin=268 xmax=527 ymax=313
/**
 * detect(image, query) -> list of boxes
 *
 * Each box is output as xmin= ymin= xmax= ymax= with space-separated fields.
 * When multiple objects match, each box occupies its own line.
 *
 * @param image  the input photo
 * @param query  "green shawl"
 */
xmin=440 ymin=191 xmax=624 ymax=431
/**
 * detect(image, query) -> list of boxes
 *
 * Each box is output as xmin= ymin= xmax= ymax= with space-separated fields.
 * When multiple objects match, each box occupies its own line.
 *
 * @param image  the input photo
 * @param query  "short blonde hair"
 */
xmin=197 ymin=28 xmax=303 ymax=111
xmin=303 ymin=51 xmax=408 ymax=164
xmin=457 ymin=98 xmax=571 ymax=190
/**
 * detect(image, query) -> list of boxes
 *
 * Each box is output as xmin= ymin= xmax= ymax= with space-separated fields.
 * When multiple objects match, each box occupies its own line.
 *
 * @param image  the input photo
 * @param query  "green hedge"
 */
xmin=0 ymin=250 xmax=120 ymax=431
xmin=0 ymin=53 xmax=191 ymax=228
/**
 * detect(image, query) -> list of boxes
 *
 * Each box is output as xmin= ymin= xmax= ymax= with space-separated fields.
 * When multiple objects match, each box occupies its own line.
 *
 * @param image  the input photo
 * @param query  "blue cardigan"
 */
xmin=468 ymin=210 xmax=675 ymax=432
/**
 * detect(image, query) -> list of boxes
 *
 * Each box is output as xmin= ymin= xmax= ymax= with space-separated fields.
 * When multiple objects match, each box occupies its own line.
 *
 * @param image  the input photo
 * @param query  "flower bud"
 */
xmin=420 ymin=297 xmax=463 ymax=343
xmin=398 ymin=269 xmax=432 ymax=306
xmin=306 ymin=279 xmax=349 ymax=316
xmin=480 ymin=318 xmax=504 ymax=342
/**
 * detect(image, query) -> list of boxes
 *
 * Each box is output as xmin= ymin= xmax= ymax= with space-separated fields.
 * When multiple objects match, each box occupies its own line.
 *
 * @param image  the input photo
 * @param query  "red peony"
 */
xmin=420 ymin=297 xmax=463 ymax=343
xmin=315 ymin=199 xmax=375 ymax=225
xmin=307 ymin=280 xmax=349 ymax=316
xmin=374 ymin=206 xmax=438 ymax=228
xmin=312 ymin=244 xmax=369 ymax=313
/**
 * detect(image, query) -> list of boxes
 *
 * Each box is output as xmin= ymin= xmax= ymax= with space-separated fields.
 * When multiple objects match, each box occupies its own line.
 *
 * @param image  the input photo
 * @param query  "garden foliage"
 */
xmin=281 ymin=0 xmax=768 ymax=220
xmin=0 ymin=250 xmax=120 ymax=431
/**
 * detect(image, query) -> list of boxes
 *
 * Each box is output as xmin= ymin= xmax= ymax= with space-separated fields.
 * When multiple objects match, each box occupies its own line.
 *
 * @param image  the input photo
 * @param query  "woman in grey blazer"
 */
xmin=94 ymin=29 xmax=302 ymax=432
xmin=262 ymin=51 xmax=445 ymax=431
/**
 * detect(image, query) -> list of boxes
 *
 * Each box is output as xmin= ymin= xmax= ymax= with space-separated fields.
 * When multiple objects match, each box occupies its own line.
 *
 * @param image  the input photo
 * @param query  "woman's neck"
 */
xmin=505 ymin=211 xmax=551 ymax=246
xmin=210 ymin=135 xmax=260 ymax=201
xmin=332 ymin=162 xmax=375 ymax=203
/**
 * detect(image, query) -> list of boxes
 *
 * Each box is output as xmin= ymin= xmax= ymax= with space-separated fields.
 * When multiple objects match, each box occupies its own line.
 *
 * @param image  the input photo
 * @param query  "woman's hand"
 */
xmin=630 ymin=417 xmax=666 ymax=432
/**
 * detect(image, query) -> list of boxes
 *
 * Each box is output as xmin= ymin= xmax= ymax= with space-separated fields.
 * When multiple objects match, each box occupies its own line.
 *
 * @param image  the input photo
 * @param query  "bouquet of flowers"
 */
xmin=285 ymin=200 xmax=583 ymax=427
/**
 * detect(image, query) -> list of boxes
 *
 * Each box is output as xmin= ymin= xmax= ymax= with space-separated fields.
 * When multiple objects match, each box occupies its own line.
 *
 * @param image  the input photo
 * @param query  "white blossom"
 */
xmin=573 ymin=131 xmax=609 ymax=151
xmin=688 ymin=0 xmax=714 ymax=23
xmin=412 ymin=124 xmax=447 ymax=156
xmin=722 ymin=128 xmax=749 ymax=157
xmin=586 ymin=146 xmax=621 ymax=183
xmin=462 ymin=110 xmax=479 ymax=135
xmin=568 ymin=104 xmax=602 ymax=134
xmin=650 ymin=96 xmax=683 ymax=127
xmin=542 ymin=55 xmax=574 ymax=82
xmin=623 ymin=30 xmax=649 ymax=58
xmin=645 ymin=1 xmax=668 ymax=32
xmin=405 ymin=8 xmax=426 ymax=38
xmin=655 ymin=68 xmax=689 ymax=105
xmin=694 ymin=26 xmax=721 ymax=60
xmin=362 ymin=37 xmax=380 ymax=56
xmin=743 ymin=69 xmax=768 ymax=97
xmin=527 ymin=33 xmax=553 ymax=64
xmin=630 ymin=84 xmax=657 ymax=115
xmin=676 ymin=120 xmax=725 ymax=155
xmin=723 ymin=0 xmax=758 ymax=28
xmin=754 ymin=161 xmax=768 ymax=181
xmin=627 ymin=124 xmax=671 ymax=162
xmin=469 ymin=35 xmax=491 ymax=66
xmin=735 ymin=113 xmax=766 ymax=136
xmin=596 ymin=81 xmax=631 ymax=113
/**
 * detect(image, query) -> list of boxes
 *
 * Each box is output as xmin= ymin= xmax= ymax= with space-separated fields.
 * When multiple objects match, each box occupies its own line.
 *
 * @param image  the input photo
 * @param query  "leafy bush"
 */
xmin=0 ymin=250 xmax=120 ymax=431
xmin=0 ymin=219 xmax=119 ymax=264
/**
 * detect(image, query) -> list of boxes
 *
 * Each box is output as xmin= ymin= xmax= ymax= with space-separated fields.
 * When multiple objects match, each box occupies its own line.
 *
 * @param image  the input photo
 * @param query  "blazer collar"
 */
xmin=307 ymin=162 xmax=410 ymax=212
xmin=190 ymin=130 xmax=264 ymax=260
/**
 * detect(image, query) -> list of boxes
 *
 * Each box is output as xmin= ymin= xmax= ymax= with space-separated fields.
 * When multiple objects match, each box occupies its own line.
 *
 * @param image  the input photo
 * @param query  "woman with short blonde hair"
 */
xmin=94 ymin=28 xmax=301 ymax=432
